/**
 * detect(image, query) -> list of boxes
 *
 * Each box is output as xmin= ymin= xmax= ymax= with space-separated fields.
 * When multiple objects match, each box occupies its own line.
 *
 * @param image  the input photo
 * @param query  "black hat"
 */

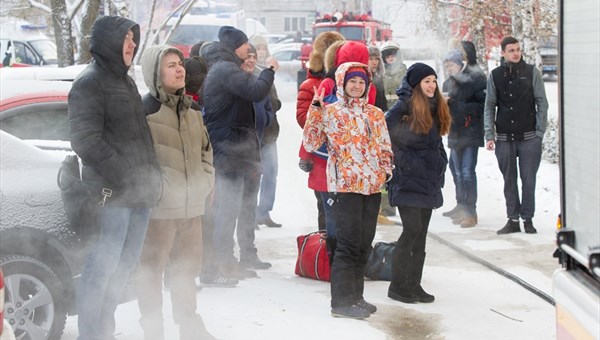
xmin=406 ymin=62 xmax=437 ymax=88
xmin=185 ymin=56 xmax=208 ymax=88
xmin=218 ymin=26 xmax=248 ymax=51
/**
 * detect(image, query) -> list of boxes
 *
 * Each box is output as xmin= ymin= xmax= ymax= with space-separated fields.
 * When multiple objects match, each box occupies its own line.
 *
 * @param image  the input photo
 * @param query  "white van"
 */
xmin=0 ymin=18 xmax=57 ymax=67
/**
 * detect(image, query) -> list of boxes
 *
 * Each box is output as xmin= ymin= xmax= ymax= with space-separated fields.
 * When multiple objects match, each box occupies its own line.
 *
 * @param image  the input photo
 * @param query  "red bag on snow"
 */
xmin=294 ymin=231 xmax=331 ymax=281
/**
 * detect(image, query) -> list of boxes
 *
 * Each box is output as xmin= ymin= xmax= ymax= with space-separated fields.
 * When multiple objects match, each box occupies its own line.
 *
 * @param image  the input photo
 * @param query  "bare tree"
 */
xmin=77 ymin=0 xmax=101 ymax=63
xmin=50 ymin=0 xmax=75 ymax=66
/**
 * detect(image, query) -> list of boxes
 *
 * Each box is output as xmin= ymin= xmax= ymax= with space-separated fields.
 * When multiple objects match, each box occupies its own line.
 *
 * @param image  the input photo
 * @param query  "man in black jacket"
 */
xmin=68 ymin=16 xmax=161 ymax=340
xmin=201 ymin=26 xmax=278 ymax=285
xmin=484 ymin=36 xmax=548 ymax=235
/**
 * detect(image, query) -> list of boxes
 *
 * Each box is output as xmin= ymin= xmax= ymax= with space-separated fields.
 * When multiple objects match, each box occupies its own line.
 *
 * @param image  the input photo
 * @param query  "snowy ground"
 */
xmin=60 ymin=78 xmax=560 ymax=340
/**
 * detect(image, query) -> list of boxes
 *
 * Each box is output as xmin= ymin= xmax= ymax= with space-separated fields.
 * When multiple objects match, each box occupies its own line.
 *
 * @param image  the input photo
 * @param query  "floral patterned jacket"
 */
xmin=303 ymin=62 xmax=393 ymax=195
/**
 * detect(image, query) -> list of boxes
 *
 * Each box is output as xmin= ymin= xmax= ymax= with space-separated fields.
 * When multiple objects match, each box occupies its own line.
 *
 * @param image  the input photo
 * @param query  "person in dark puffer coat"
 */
xmin=201 ymin=26 xmax=278 ymax=284
xmin=441 ymin=47 xmax=487 ymax=228
xmin=385 ymin=63 xmax=452 ymax=306
xmin=68 ymin=16 xmax=161 ymax=340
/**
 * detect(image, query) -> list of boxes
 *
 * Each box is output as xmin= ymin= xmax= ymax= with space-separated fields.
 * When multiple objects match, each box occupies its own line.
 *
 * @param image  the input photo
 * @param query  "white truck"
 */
xmin=0 ymin=17 xmax=57 ymax=67
xmin=552 ymin=0 xmax=600 ymax=339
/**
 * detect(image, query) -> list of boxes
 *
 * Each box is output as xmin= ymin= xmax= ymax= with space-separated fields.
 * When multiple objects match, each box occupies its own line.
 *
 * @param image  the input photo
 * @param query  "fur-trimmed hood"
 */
xmin=324 ymin=41 xmax=369 ymax=74
xmin=308 ymin=31 xmax=345 ymax=73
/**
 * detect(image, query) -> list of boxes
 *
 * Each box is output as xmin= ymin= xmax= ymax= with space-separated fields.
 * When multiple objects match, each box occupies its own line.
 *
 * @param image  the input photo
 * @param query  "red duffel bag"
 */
xmin=294 ymin=230 xmax=330 ymax=281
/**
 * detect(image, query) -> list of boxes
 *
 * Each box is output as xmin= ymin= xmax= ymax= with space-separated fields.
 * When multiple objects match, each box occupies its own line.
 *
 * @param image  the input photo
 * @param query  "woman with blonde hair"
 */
xmin=385 ymin=63 xmax=451 ymax=304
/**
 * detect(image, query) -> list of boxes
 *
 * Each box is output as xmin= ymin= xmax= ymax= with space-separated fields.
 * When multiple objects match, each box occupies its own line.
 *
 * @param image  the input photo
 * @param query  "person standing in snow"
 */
xmin=200 ymin=26 xmax=278 ymax=285
xmin=249 ymin=35 xmax=284 ymax=229
xmin=135 ymin=45 xmax=215 ymax=340
xmin=441 ymin=47 xmax=487 ymax=228
xmin=303 ymin=62 xmax=393 ymax=319
xmin=296 ymin=31 xmax=346 ymax=232
xmin=483 ymin=36 xmax=548 ymax=235
xmin=68 ymin=16 xmax=161 ymax=340
xmin=385 ymin=63 xmax=451 ymax=305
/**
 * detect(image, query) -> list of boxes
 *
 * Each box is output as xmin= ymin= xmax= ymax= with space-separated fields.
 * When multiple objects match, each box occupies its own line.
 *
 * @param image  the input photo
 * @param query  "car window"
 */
xmin=1 ymin=104 xmax=69 ymax=142
xmin=14 ymin=41 xmax=39 ymax=65
xmin=274 ymin=50 xmax=296 ymax=61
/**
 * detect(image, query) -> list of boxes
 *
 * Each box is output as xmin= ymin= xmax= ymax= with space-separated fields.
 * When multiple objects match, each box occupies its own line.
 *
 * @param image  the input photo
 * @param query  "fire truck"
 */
xmin=297 ymin=12 xmax=392 ymax=87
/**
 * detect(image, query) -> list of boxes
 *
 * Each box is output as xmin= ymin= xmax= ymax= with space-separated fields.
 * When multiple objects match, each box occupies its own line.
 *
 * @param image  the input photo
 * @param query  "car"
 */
xmin=0 ymin=129 xmax=88 ymax=340
xmin=0 ymin=80 xmax=71 ymax=151
xmin=270 ymin=44 xmax=303 ymax=82
xmin=0 ymin=18 xmax=58 ymax=67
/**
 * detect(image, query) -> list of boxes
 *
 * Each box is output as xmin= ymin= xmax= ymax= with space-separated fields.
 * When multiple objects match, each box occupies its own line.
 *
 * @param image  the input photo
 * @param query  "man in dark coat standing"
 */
xmin=68 ymin=16 xmax=162 ymax=340
xmin=201 ymin=26 xmax=278 ymax=284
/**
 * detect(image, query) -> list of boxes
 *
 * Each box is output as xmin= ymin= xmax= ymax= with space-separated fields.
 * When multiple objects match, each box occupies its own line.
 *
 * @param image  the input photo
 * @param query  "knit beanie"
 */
xmin=248 ymin=43 xmax=257 ymax=55
xmin=218 ymin=26 xmax=248 ymax=51
xmin=250 ymin=35 xmax=268 ymax=48
xmin=444 ymin=49 xmax=463 ymax=67
xmin=185 ymin=56 xmax=208 ymax=89
xmin=406 ymin=62 xmax=437 ymax=88
xmin=344 ymin=67 xmax=369 ymax=86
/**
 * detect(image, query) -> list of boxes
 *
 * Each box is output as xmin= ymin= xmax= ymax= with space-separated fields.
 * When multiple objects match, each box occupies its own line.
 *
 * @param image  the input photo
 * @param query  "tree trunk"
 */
xmin=77 ymin=0 xmax=101 ymax=64
xmin=50 ymin=0 xmax=75 ymax=66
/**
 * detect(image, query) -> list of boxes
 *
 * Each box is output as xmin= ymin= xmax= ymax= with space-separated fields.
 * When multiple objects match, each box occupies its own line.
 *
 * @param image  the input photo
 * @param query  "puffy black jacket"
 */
xmin=443 ymin=64 xmax=487 ymax=149
xmin=68 ymin=16 xmax=161 ymax=207
xmin=202 ymin=42 xmax=274 ymax=172
xmin=385 ymin=79 xmax=447 ymax=209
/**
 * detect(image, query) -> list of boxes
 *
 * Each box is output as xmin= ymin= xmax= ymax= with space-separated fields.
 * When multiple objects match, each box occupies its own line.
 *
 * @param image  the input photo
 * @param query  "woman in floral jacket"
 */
xmin=303 ymin=62 xmax=393 ymax=320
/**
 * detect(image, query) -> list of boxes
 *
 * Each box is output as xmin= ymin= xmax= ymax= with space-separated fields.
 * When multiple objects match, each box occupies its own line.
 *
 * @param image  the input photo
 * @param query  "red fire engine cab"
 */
xmin=297 ymin=12 xmax=392 ymax=87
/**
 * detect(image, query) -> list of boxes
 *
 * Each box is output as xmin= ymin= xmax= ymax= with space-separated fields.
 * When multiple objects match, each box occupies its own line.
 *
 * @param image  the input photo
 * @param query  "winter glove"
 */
xmin=298 ymin=158 xmax=313 ymax=172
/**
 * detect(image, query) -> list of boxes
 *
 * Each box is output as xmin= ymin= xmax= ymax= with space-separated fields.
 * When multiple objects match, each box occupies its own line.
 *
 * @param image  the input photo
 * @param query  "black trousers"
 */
xmin=390 ymin=207 xmax=432 ymax=287
xmin=330 ymin=192 xmax=380 ymax=308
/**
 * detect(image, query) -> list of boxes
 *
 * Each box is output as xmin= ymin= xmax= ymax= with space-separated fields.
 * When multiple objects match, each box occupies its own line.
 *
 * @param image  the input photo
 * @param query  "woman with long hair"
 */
xmin=385 ymin=63 xmax=451 ymax=303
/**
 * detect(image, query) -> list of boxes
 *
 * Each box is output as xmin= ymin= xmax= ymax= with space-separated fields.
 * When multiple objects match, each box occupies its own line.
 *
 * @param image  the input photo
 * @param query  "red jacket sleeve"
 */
xmin=296 ymin=78 xmax=317 ymax=128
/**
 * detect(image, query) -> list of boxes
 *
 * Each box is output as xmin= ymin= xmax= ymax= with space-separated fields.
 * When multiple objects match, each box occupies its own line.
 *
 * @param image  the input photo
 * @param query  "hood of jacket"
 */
xmin=395 ymin=77 xmax=413 ymax=103
xmin=141 ymin=45 xmax=188 ymax=106
xmin=334 ymin=62 xmax=373 ymax=105
xmin=324 ymin=40 xmax=369 ymax=76
xmin=90 ymin=16 xmax=140 ymax=76
xmin=309 ymin=31 xmax=345 ymax=73
xmin=201 ymin=41 xmax=243 ymax=69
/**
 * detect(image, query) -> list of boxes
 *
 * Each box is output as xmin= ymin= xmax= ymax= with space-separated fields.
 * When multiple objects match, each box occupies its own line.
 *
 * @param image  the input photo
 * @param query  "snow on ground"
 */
xmin=61 ymin=78 xmax=560 ymax=340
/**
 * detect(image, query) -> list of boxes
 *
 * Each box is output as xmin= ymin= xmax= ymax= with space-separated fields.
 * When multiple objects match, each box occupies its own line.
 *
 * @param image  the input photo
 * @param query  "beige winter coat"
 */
xmin=142 ymin=45 xmax=215 ymax=219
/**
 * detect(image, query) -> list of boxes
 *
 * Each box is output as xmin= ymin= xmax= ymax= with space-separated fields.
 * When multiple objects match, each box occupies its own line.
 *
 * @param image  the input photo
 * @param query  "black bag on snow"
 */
xmin=365 ymin=241 xmax=396 ymax=281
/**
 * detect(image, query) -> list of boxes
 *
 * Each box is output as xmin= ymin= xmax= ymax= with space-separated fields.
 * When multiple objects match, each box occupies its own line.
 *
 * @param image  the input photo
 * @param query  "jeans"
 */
xmin=495 ymin=137 xmax=542 ymax=220
xmin=256 ymin=143 xmax=278 ymax=219
xmin=449 ymin=146 xmax=479 ymax=215
xmin=77 ymin=207 xmax=151 ymax=340
xmin=319 ymin=191 xmax=337 ymax=238
xmin=330 ymin=193 xmax=380 ymax=308
xmin=211 ymin=170 xmax=260 ymax=268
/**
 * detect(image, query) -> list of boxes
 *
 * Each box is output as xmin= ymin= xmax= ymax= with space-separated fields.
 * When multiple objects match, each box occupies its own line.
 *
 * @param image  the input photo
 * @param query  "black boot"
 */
xmin=409 ymin=252 xmax=434 ymax=303
xmin=388 ymin=246 xmax=419 ymax=303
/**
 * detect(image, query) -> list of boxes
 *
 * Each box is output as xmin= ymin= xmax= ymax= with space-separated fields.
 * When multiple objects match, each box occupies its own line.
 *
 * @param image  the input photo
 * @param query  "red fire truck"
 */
xmin=297 ymin=12 xmax=392 ymax=87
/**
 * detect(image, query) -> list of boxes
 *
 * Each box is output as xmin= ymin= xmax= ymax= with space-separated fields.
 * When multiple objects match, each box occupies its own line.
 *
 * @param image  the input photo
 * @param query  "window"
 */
xmin=1 ymin=103 xmax=70 ymax=142
xmin=13 ymin=42 xmax=39 ymax=65
xmin=284 ymin=16 xmax=307 ymax=33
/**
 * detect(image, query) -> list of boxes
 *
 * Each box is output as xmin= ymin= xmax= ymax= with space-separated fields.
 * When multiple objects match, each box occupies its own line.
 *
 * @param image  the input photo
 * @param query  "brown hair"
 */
xmin=408 ymin=83 xmax=451 ymax=135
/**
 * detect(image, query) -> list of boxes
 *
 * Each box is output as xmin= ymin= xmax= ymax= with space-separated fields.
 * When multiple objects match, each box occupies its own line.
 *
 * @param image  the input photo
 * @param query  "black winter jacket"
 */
xmin=442 ymin=64 xmax=487 ymax=149
xmin=385 ymin=79 xmax=447 ymax=209
xmin=202 ymin=43 xmax=274 ymax=172
xmin=68 ymin=16 xmax=161 ymax=207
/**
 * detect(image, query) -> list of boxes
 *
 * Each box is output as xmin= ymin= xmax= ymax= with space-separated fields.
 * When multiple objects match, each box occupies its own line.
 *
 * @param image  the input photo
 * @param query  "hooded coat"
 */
xmin=202 ymin=42 xmax=274 ymax=172
xmin=141 ymin=45 xmax=215 ymax=219
xmin=68 ymin=16 xmax=161 ymax=207
xmin=385 ymin=79 xmax=448 ymax=209
xmin=296 ymin=32 xmax=345 ymax=192
xmin=442 ymin=64 xmax=487 ymax=149
xmin=303 ymin=62 xmax=393 ymax=195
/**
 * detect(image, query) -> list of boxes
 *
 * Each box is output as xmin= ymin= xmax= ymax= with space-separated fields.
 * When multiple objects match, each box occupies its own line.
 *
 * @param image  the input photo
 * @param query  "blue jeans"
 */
xmin=77 ymin=207 xmax=151 ymax=340
xmin=495 ymin=137 xmax=542 ymax=220
xmin=256 ymin=143 xmax=278 ymax=219
xmin=319 ymin=191 xmax=337 ymax=238
xmin=449 ymin=146 xmax=479 ymax=215
xmin=212 ymin=170 xmax=260 ymax=267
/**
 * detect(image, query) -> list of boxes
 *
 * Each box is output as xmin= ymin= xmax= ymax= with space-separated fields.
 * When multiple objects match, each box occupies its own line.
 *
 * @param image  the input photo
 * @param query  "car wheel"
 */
xmin=0 ymin=255 xmax=67 ymax=340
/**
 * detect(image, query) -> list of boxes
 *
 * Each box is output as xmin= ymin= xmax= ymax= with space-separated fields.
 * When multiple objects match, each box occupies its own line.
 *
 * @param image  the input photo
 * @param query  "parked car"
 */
xmin=0 ymin=80 xmax=71 ymax=151
xmin=0 ymin=130 xmax=88 ymax=340
xmin=271 ymin=44 xmax=302 ymax=82
xmin=0 ymin=18 xmax=57 ymax=67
